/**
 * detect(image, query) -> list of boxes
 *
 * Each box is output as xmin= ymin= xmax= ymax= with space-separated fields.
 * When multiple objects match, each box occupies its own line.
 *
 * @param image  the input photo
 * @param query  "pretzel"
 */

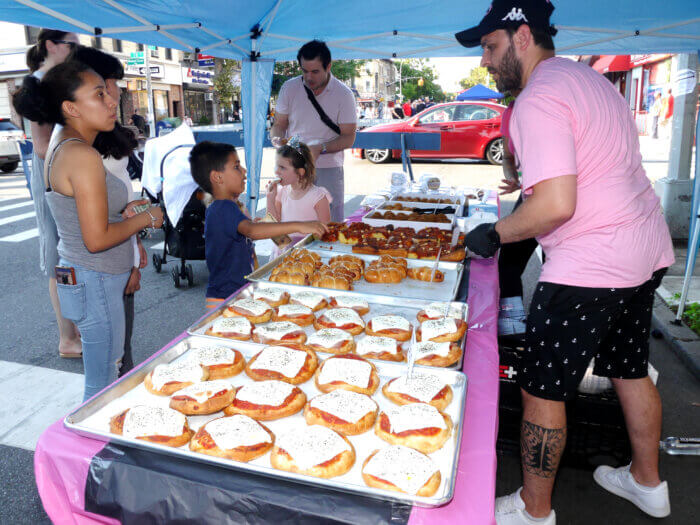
xmin=406 ymin=266 xmax=445 ymax=283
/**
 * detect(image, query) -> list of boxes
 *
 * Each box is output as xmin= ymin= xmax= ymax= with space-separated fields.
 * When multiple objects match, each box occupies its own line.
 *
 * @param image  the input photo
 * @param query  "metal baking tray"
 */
xmin=64 ymin=334 xmax=468 ymax=508
xmin=389 ymin=191 xmax=464 ymax=206
xmin=303 ymin=238 xmax=467 ymax=263
xmin=361 ymin=208 xmax=455 ymax=232
xmin=376 ymin=200 xmax=463 ymax=218
xmin=187 ymin=281 xmax=468 ymax=370
xmin=246 ymin=239 xmax=464 ymax=302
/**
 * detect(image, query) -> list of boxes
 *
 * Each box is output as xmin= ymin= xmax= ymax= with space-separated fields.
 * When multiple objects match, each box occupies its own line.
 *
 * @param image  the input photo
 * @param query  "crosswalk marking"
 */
xmin=0 ymin=227 xmax=38 ymax=242
xmin=0 ymin=360 xmax=83 ymax=451
xmin=0 ymin=210 xmax=35 ymax=226
xmin=0 ymin=200 xmax=33 ymax=213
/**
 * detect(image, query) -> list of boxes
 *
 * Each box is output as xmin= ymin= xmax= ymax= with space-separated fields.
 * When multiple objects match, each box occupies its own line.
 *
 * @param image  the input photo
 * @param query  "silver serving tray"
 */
xmin=186 ymin=281 xmax=468 ymax=370
xmin=246 ymin=237 xmax=464 ymax=303
xmin=302 ymin=239 xmax=468 ymax=264
xmin=64 ymin=335 xmax=468 ymax=508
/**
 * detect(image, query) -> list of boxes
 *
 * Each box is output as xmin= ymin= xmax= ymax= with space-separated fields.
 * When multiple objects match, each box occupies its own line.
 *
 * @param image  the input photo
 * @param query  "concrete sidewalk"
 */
xmin=652 ymin=240 xmax=700 ymax=381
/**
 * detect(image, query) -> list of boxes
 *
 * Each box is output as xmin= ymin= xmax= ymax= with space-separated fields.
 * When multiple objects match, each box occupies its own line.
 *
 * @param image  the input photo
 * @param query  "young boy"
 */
xmin=189 ymin=141 xmax=327 ymax=308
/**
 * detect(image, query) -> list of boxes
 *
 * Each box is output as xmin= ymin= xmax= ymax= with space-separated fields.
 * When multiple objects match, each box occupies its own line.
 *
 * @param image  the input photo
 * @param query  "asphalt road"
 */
xmin=1 ymin=145 xmax=697 ymax=524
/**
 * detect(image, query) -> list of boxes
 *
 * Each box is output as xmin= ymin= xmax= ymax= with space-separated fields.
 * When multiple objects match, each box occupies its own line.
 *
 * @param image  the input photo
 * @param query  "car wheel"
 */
xmin=486 ymin=138 xmax=504 ymax=165
xmin=1 ymin=162 xmax=19 ymax=173
xmin=365 ymin=148 xmax=391 ymax=164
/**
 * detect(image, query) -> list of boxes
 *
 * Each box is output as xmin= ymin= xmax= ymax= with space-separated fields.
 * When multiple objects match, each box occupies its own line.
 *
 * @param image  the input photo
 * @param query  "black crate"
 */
xmin=497 ymin=336 xmax=632 ymax=471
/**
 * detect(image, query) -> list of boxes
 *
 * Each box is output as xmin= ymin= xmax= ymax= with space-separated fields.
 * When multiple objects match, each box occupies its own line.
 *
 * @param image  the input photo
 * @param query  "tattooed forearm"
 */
xmin=521 ymin=420 xmax=566 ymax=478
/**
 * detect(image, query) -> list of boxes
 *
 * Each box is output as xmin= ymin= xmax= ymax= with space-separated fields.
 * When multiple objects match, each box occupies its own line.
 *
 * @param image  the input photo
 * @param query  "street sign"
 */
xmin=130 ymin=51 xmax=144 ymax=59
xmin=198 ymin=59 xmax=215 ymax=67
xmin=127 ymin=59 xmax=144 ymax=65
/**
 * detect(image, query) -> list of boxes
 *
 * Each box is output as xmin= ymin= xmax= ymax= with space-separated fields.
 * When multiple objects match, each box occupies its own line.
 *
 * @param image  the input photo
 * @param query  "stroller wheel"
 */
xmin=153 ymin=254 xmax=163 ymax=273
xmin=171 ymin=266 xmax=181 ymax=288
xmin=186 ymin=265 xmax=194 ymax=287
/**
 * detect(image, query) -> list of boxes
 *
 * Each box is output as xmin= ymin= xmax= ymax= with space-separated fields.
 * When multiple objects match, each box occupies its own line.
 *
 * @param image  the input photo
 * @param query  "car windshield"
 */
xmin=0 ymin=121 xmax=20 ymax=131
xmin=454 ymin=105 xmax=498 ymax=121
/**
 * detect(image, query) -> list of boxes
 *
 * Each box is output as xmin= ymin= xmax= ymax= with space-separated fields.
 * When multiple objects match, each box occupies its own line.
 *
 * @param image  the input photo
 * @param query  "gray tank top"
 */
xmin=45 ymin=138 xmax=134 ymax=274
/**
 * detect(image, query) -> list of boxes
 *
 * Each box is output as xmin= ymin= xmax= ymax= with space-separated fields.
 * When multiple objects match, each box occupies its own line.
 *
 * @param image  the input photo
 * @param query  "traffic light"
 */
xmin=417 ymin=77 xmax=424 ymax=87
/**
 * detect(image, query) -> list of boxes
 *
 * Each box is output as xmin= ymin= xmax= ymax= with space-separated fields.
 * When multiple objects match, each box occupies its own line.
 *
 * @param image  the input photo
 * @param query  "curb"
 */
xmin=651 ymin=295 xmax=700 ymax=382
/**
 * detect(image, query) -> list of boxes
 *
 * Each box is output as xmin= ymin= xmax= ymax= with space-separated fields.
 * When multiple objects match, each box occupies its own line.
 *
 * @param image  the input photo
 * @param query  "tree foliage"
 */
xmin=459 ymin=66 xmax=491 ymax=90
xmin=395 ymin=59 xmax=446 ymax=102
xmin=271 ymin=59 xmax=366 ymax=96
xmin=212 ymin=59 xmax=241 ymax=107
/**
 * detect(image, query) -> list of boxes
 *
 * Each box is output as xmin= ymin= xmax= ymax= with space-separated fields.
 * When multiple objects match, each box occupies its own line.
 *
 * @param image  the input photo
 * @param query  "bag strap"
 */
xmin=303 ymin=84 xmax=341 ymax=135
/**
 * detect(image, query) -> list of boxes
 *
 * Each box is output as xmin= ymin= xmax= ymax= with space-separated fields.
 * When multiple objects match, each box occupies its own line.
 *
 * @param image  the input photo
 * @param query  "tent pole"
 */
xmin=12 ymin=0 xmax=94 ymax=32
xmin=101 ymin=22 xmax=201 ymax=34
xmin=557 ymin=17 xmax=700 ymax=53
xmin=201 ymin=27 xmax=249 ymax=56
xmin=393 ymin=42 xmax=459 ymax=57
xmin=256 ymin=0 xmax=284 ymax=50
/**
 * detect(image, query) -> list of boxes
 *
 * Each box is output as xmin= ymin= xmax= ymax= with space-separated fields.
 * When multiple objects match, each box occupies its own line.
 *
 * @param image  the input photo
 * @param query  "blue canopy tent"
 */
xmin=456 ymin=84 xmax=504 ymax=101
xmin=1 ymin=1 xmax=698 ymax=276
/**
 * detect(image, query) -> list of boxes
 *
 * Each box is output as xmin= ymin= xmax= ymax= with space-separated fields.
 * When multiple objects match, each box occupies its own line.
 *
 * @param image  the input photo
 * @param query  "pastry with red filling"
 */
xmin=223 ymin=380 xmax=307 ymax=420
xmin=304 ymin=390 xmax=378 ymax=435
xmin=314 ymin=353 xmax=380 ymax=395
xmin=110 ymin=405 xmax=193 ymax=447
xmin=365 ymin=314 xmax=413 ymax=342
xmin=245 ymin=345 xmax=318 ymax=384
xmin=189 ymin=415 xmax=275 ymax=462
xmin=169 ymin=379 xmax=235 ymax=415
xmin=251 ymin=321 xmax=307 ymax=345
xmin=314 ymin=307 xmax=365 ymax=336
xmin=223 ymin=298 xmax=272 ymax=323
xmin=374 ymin=403 xmax=453 ymax=454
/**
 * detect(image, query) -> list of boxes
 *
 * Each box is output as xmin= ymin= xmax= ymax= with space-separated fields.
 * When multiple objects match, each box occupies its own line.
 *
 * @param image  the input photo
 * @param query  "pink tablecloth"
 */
xmin=35 ymin=203 xmax=501 ymax=525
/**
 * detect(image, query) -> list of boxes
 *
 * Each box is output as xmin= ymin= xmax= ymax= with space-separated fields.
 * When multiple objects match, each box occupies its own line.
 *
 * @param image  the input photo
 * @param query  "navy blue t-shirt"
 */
xmin=204 ymin=199 xmax=253 ymax=299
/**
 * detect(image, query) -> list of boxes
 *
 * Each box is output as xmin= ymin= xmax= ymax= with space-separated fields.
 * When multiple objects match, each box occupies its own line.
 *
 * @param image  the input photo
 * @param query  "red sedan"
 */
xmin=353 ymin=101 xmax=506 ymax=165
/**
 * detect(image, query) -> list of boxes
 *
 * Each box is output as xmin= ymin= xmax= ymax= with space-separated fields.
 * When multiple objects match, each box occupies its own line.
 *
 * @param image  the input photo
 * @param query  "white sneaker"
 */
xmin=593 ymin=464 xmax=671 ymax=518
xmin=495 ymin=487 xmax=556 ymax=525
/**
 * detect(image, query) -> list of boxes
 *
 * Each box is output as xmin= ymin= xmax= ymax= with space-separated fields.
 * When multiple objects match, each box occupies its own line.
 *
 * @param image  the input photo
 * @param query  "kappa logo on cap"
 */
xmin=502 ymin=7 xmax=529 ymax=22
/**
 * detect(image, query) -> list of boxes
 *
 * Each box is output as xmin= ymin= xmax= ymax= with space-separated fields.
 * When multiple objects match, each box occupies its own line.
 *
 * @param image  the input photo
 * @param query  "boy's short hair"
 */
xmin=189 ymin=141 xmax=237 ymax=194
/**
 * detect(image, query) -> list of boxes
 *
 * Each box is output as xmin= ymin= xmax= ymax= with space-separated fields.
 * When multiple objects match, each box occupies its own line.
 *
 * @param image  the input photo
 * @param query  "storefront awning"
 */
xmin=592 ymin=55 xmax=631 ymax=74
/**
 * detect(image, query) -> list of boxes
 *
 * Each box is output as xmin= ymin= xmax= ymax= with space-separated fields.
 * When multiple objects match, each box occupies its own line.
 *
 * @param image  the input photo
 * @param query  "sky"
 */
xmin=428 ymin=56 xmax=484 ymax=93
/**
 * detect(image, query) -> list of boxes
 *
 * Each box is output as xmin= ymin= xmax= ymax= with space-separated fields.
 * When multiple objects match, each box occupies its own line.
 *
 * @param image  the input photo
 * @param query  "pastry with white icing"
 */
xmin=382 ymin=373 xmax=453 ymax=410
xmin=328 ymin=295 xmax=370 ymax=316
xmin=416 ymin=317 xmax=467 ymax=343
xmin=253 ymin=287 xmax=290 ymax=307
xmin=314 ymin=307 xmax=365 ymax=335
xmin=412 ymin=340 xmax=463 ymax=368
xmin=224 ymin=379 xmax=306 ymax=420
xmin=187 ymin=345 xmax=245 ymax=378
xmin=252 ymin=321 xmax=307 ymax=345
xmin=365 ymin=314 xmax=413 ymax=342
xmin=314 ymin=353 xmax=380 ymax=395
xmin=355 ymin=335 xmax=404 ymax=362
xmin=109 ymin=405 xmax=193 ymax=447
xmin=144 ymin=360 xmax=208 ymax=396
xmin=304 ymin=390 xmax=378 ymax=435
xmin=271 ymin=303 xmax=316 ymax=327
xmin=289 ymin=290 xmax=328 ymax=311
xmin=374 ymin=403 xmax=453 ymax=454
xmin=190 ymin=415 xmax=275 ymax=462
xmin=169 ymin=380 xmax=236 ymax=415
xmin=271 ymin=424 xmax=356 ymax=478
xmin=362 ymin=445 xmax=441 ymax=497
xmin=305 ymin=328 xmax=355 ymax=355
xmin=223 ymin=298 xmax=273 ymax=323
xmin=205 ymin=316 xmax=253 ymax=341
xmin=416 ymin=301 xmax=465 ymax=323
xmin=245 ymin=345 xmax=318 ymax=385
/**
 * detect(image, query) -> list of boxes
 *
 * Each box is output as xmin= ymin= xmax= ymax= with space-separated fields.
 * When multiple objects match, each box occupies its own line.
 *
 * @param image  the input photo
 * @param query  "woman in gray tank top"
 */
xmin=12 ymin=59 xmax=163 ymax=401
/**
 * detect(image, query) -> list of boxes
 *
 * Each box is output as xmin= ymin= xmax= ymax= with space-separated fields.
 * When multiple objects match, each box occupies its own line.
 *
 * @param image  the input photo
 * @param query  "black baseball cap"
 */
xmin=455 ymin=0 xmax=557 ymax=48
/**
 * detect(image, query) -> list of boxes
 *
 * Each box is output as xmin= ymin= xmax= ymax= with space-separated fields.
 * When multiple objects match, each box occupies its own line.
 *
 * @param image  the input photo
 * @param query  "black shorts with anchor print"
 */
xmin=519 ymin=268 xmax=667 ymax=401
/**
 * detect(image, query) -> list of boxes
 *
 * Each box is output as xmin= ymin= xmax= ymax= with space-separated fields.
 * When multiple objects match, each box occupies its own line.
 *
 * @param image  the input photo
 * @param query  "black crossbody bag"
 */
xmin=303 ymin=85 xmax=341 ymax=135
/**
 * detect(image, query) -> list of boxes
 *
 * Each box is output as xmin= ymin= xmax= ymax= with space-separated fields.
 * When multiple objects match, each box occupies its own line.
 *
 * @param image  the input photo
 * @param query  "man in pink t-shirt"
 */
xmin=458 ymin=1 xmax=673 ymax=524
xmin=271 ymin=40 xmax=357 ymax=221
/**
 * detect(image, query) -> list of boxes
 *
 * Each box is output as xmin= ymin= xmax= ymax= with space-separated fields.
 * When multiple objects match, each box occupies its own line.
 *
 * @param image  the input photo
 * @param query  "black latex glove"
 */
xmin=465 ymin=222 xmax=501 ymax=258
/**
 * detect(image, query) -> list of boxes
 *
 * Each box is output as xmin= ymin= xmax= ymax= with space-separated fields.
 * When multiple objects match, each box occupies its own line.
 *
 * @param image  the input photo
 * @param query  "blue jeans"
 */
xmin=56 ymin=259 xmax=130 ymax=401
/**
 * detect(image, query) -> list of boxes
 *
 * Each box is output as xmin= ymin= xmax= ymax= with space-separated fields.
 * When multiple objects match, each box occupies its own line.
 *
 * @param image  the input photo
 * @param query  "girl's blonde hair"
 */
xmin=276 ymin=141 xmax=316 ymax=189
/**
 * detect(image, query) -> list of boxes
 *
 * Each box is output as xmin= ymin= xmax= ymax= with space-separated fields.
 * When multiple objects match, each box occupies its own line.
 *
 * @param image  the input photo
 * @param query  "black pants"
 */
xmin=498 ymin=194 xmax=540 ymax=298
